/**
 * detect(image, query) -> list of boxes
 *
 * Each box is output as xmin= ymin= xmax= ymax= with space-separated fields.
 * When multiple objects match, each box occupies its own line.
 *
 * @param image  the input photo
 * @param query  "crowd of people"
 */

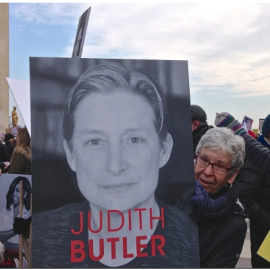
xmin=192 ymin=105 xmax=270 ymax=268
xmin=0 ymin=85 xmax=269 ymax=267
xmin=0 ymin=127 xmax=31 ymax=175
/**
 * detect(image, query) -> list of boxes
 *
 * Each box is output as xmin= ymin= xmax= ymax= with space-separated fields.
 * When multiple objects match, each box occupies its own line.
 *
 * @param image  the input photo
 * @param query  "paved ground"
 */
xmin=236 ymin=222 xmax=252 ymax=268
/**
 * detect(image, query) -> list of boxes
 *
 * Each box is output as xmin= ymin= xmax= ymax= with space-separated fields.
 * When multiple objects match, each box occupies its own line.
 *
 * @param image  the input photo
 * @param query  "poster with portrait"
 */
xmin=0 ymin=174 xmax=32 ymax=268
xmin=30 ymin=57 xmax=199 ymax=268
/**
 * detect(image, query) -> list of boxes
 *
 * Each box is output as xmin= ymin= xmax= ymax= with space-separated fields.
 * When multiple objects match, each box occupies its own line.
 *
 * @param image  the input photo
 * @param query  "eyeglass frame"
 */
xmin=195 ymin=154 xmax=233 ymax=174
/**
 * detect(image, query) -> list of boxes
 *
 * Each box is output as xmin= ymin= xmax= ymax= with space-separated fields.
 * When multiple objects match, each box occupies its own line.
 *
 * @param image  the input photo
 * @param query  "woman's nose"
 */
xmin=105 ymin=143 xmax=127 ymax=175
xmin=203 ymin=163 xmax=214 ymax=175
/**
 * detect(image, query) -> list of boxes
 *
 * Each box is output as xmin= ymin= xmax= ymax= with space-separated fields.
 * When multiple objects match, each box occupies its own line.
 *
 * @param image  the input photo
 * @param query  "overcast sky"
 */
xmin=9 ymin=3 xmax=270 ymax=130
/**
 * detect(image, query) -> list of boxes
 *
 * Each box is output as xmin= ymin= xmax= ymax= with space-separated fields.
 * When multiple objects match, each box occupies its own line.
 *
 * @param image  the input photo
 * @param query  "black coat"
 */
xmin=243 ymin=134 xmax=270 ymax=175
xmin=237 ymin=159 xmax=270 ymax=267
xmin=198 ymin=201 xmax=247 ymax=268
xmin=0 ymin=143 xmax=8 ymax=162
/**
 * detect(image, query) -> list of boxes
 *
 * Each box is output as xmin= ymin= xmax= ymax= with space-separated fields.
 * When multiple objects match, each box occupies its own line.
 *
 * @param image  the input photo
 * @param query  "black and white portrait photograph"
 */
xmin=30 ymin=57 xmax=199 ymax=268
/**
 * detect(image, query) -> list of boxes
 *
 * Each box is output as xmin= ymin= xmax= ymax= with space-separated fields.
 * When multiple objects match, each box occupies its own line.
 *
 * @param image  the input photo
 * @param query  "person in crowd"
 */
xmin=0 ymin=133 xmax=9 ymax=172
xmin=0 ymin=138 xmax=8 ymax=163
xmin=0 ymin=133 xmax=5 ymax=142
xmin=7 ymin=128 xmax=31 ymax=175
xmin=215 ymin=112 xmax=270 ymax=268
xmin=32 ymin=63 xmax=199 ymax=268
xmin=192 ymin=127 xmax=247 ymax=268
xmin=0 ymin=176 xmax=31 ymax=251
xmin=0 ymin=143 xmax=8 ymax=163
xmin=257 ymin=114 xmax=270 ymax=149
xmin=215 ymin=112 xmax=270 ymax=175
xmin=190 ymin=105 xmax=212 ymax=157
xmin=3 ymin=133 xmax=16 ymax=162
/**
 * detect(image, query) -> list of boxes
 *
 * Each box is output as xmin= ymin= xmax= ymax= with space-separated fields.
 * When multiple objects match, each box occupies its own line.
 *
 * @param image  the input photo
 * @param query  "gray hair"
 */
xmin=196 ymin=127 xmax=245 ymax=175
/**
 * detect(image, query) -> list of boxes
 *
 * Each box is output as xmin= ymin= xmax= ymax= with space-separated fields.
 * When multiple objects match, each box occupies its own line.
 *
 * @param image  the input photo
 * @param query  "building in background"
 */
xmin=0 ymin=3 xmax=9 ymax=133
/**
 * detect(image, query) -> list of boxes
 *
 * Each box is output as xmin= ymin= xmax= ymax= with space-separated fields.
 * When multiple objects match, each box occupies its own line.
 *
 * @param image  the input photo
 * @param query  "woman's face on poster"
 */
xmin=12 ymin=184 xmax=20 ymax=206
xmin=64 ymin=91 xmax=172 ymax=212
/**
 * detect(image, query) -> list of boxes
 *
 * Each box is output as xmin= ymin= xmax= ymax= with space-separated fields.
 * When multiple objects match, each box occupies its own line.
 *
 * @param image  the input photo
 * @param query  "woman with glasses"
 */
xmin=192 ymin=127 xmax=247 ymax=268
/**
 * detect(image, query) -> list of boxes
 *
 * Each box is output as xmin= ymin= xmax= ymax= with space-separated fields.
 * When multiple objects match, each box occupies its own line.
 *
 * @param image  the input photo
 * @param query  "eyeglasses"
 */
xmin=195 ymin=155 xmax=232 ymax=174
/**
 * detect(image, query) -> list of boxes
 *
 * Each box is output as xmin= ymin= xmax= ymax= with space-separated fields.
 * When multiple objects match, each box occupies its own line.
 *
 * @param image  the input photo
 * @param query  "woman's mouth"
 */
xmin=102 ymin=183 xmax=135 ymax=193
xmin=199 ymin=178 xmax=214 ymax=187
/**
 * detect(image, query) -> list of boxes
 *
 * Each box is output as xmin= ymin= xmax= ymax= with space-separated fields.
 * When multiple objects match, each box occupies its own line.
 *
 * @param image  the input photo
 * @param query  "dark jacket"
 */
xmin=0 ymin=143 xmax=8 ymax=162
xmin=192 ymin=124 xmax=210 ymax=156
xmin=237 ymin=159 xmax=270 ymax=267
xmin=8 ymin=147 xmax=31 ymax=175
xmin=199 ymin=202 xmax=247 ymax=268
xmin=4 ymin=141 xmax=16 ymax=162
xmin=243 ymin=134 xmax=270 ymax=175
xmin=257 ymin=135 xmax=270 ymax=149
xmin=193 ymin=182 xmax=247 ymax=268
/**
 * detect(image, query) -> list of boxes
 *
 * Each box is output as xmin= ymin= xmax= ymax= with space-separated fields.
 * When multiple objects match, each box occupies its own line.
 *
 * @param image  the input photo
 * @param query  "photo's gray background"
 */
xmin=30 ymin=57 xmax=195 ymax=216
xmin=0 ymin=174 xmax=32 ymax=213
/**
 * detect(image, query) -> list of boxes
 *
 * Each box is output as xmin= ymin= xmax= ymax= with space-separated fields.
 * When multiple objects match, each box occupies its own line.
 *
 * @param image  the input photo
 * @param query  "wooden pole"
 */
xmin=19 ymin=181 xmax=23 ymax=268
xmin=27 ymin=194 xmax=32 ymax=268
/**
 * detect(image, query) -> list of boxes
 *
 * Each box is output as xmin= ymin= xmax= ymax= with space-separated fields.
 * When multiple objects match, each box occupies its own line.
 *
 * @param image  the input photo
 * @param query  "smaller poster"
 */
xmin=242 ymin=116 xmax=253 ymax=131
xmin=72 ymin=7 xmax=91 ymax=58
xmin=0 ymin=174 xmax=32 ymax=268
xmin=259 ymin=119 xmax=265 ymax=133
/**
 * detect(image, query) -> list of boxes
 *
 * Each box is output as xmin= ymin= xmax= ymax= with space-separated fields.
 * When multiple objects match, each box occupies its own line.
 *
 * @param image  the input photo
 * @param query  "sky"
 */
xmin=8 ymin=2 xmax=270 ymax=130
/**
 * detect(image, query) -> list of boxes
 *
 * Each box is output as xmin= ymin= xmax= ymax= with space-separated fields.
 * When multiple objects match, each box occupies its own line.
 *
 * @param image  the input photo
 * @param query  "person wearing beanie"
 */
xmin=215 ymin=112 xmax=270 ymax=175
xmin=215 ymin=112 xmax=247 ymax=136
xmin=257 ymin=114 xmax=270 ymax=149
xmin=215 ymin=112 xmax=270 ymax=268
xmin=191 ymin=105 xmax=212 ymax=157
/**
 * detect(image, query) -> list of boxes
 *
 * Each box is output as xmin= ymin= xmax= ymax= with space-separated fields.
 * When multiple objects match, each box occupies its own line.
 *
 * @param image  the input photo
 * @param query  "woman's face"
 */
xmin=64 ymin=91 xmax=173 ymax=212
xmin=195 ymin=147 xmax=238 ymax=193
xmin=12 ymin=184 xmax=20 ymax=206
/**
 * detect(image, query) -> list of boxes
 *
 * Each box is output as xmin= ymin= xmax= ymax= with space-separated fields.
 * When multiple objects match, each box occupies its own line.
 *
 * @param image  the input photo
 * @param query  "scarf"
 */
xmin=192 ymin=179 xmax=239 ymax=219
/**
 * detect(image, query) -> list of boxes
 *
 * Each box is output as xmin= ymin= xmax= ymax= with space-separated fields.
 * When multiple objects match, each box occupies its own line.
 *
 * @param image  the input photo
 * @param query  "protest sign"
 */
xmin=30 ymin=58 xmax=199 ymax=268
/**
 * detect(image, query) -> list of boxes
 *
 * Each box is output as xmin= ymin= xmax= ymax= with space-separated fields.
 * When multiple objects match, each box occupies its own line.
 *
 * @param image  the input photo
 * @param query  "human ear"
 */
xmin=159 ymin=133 xmax=173 ymax=169
xmin=63 ymin=139 xmax=76 ymax=172
xmin=227 ymin=169 xmax=239 ymax=185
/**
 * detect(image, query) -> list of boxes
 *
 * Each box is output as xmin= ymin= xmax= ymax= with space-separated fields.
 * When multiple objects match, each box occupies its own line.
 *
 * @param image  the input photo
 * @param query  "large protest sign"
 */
xmin=30 ymin=57 xmax=199 ymax=268
xmin=0 ymin=174 xmax=32 ymax=268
